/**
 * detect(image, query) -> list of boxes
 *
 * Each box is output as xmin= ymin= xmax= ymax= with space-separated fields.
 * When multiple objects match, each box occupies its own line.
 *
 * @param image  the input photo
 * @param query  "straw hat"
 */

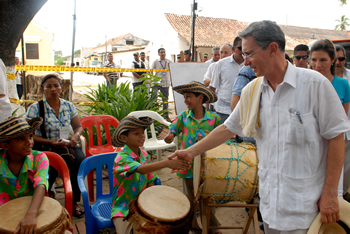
xmin=0 ymin=116 xmax=42 ymax=142
xmin=173 ymin=81 xmax=218 ymax=103
xmin=111 ymin=116 xmax=153 ymax=147
xmin=307 ymin=198 xmax=350 ymax=233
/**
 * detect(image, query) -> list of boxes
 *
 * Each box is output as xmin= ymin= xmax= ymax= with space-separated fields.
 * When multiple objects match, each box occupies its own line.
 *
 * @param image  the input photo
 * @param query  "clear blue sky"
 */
xmin=33 ymin=0 xmax=350 ymax=56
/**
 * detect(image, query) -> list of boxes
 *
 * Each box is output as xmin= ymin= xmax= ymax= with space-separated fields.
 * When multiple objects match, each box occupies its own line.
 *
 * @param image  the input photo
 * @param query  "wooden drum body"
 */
xmin=193 ymin=142 xmax=258 ymax=203
xmin=127 ymin=185 xmax=193 ymax=234
xmin=0 ymin=196 xmax=72 ymax=234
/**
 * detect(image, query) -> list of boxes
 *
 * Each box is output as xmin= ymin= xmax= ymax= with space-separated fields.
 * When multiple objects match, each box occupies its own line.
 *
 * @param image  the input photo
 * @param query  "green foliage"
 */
xmin=74 ymin=49 xmax=81 ymax=55
xmin=335 ymin=15 xmax=350 ymax=31
xmin=82 ymin=74 xmax=168 ymax=145
xmin=55 ymin=58 xmax=64 ymax=66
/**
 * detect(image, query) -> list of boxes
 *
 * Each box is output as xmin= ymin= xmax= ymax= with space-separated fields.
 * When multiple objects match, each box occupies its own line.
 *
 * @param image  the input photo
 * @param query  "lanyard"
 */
xmin=159 ymin=60 xmax=167 ymax=69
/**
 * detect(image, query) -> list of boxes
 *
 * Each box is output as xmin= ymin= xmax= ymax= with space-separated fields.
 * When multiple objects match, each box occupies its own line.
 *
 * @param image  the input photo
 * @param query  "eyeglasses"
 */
xmin=338 ymin=57 xmax=346 ymax=62
xmin=294 ymin=55 xmax=309 ymax=60
xmin=234 ymin=46 xmax=242 ymax=51
xmin=242 ymin=46 xmax=264 ymax=60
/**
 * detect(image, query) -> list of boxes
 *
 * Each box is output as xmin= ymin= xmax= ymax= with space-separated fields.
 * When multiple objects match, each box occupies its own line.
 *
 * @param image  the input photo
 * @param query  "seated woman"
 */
xmin=26 ymin=73 xmax=85 ymax=218
xmin=0 ymin=116 xmax=48 ymax=233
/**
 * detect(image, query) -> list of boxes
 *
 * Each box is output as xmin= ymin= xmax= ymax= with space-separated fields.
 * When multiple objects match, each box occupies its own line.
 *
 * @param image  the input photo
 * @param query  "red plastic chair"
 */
xmin=80 ymin=115 xmax=122 ymax=201
xmin=44 ymin=151 xmax=73 ymax=232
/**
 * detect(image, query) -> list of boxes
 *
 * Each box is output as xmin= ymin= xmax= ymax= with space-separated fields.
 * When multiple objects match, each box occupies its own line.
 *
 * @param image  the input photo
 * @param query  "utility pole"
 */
xmin=190 ymin=0 xmax=197 ymax=62
xmin=69 ymin=0 xmax=77 ymax=101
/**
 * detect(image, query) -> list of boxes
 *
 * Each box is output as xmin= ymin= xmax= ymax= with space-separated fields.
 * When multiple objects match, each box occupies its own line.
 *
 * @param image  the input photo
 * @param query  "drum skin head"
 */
xmin=137 ymin=185 xmax=190 ymax=222
xmin=0 ymin=196 xmax=63 ymax=233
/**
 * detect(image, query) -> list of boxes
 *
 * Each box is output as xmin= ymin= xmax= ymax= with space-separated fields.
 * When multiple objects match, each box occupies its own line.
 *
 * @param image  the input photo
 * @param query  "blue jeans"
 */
xmin=217 ymin=112 xmax=230 ymax=124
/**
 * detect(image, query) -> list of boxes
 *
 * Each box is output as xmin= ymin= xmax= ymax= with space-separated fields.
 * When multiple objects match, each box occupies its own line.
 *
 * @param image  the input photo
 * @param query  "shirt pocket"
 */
xmin=283 ymin=112 xmax=319 ymax=178
xmin=278 ymin=173 xmax=320 ymax=215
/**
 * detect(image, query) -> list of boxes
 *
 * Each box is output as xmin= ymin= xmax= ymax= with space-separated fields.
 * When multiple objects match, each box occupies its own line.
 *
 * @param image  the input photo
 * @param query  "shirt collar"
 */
xmin=185 ymin=107 xmax=214 ymax=121
xmin=122 ymin=144 xmax=145 ymax=160
xmin=261 ymin=61 xmax=297 ymax=89
xmin=0 ymin=153 xmax=33 ymax=179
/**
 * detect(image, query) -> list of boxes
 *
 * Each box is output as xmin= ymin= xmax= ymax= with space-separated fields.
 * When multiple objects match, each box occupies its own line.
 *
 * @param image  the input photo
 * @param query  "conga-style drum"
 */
xmin=126 ymin=185 xmax=193 ymax=234
xmin=193 ymin=141 xmax=258 ymax=203
xmin=0 ymin=196 xmax=72 ymax=234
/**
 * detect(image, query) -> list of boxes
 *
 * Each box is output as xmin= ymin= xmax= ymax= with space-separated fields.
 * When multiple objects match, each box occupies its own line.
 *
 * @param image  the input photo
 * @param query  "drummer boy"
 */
xmin=164 ymin=81 xmax=221 ymax=233
xmin=0 ymin=116 xmax=48 ymax=233
xmin=110 ymin=115 xmax=190 ymax=234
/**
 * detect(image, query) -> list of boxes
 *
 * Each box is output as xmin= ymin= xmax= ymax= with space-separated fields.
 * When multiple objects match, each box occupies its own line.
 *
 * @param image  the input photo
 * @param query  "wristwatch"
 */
xmin=75 ymin=132 xmax=81 ymax=137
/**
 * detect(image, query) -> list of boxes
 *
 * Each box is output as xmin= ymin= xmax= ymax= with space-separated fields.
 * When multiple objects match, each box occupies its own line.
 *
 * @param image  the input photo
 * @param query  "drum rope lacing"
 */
xmin=204 ymin=140 xmax=257 ymax=204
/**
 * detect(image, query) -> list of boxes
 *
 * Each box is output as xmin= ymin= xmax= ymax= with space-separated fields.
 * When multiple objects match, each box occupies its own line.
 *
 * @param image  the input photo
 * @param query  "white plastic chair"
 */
xmin=128 ymin=110 xmax=178 ymax=161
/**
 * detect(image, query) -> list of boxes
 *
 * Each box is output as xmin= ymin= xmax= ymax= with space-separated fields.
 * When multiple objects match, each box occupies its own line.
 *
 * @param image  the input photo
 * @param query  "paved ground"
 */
xmin=53 ymin=75 xmax=263 ymax=233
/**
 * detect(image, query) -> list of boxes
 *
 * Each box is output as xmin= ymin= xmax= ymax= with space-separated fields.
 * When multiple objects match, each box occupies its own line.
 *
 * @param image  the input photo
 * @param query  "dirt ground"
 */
xmin=54 ymin=91 xmax=263 ymax=234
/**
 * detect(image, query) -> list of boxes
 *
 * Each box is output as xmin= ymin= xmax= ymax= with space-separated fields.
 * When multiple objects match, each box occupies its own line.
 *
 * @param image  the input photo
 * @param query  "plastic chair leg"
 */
xmin=157 ymin=149 xmax=162 ymax=161
xmin=88 ymin=170 xmax=94 ymax=202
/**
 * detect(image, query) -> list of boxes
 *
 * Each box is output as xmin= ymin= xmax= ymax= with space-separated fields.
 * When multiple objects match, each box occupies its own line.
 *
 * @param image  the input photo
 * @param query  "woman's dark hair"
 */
xmin=40 ymin=73 xmax=62 ymax=88
xmin=310 ymin=39 xmax=336 ymax=75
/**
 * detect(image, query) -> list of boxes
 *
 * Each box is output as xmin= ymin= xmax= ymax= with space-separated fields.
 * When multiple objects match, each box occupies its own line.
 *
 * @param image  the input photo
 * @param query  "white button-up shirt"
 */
xmin=210 ymin=55 xmax=243 ymax=115
xmin=224 ymin=63 xmax=350 ymax=230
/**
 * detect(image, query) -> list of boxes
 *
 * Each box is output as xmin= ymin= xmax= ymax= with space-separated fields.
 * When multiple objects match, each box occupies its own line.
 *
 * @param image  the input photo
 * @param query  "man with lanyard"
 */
xmin=131 ymin=52 xmax=146 ymax=90
xmin=103 ymin=53 xmax=120 ymax=89
xmin=210 ymin=37 xmax=244 ymax=123
xmin=151 ymin=48 xmax=173 ymax=121
xmin=169 ymin=20 xmax=350 ymax=233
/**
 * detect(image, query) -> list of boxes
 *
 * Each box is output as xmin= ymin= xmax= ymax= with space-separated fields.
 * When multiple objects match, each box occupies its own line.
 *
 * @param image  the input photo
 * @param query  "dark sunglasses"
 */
xmin=338 ymin=57 xmax=346 ymax=62
xmin=235 ymin=46 xmax=242 ymax=51
xmin=295 ymin=55 xmax=309 ymax=60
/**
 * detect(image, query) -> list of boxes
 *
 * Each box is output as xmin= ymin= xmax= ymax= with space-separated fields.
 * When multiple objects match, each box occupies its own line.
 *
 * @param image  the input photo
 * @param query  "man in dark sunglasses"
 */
xmin=293 ymin=44 xmax=309 ymax=68
xmin=335 ymin=44 xmax=350 ymax=81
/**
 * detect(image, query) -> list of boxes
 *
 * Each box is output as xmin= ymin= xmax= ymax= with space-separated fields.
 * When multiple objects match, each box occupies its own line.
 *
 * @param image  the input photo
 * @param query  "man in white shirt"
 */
xmin=205 ymin=47 xmax=220 ymax=64
xmin=335 ymin=44 xmax=350 ymax=202
xmin=151 ymin=48 xmax=173 ymax=120
xmin=210 ymin=37 xmax=244 ymax=123
xmin=335 ymin=44 xmax=350 ymax=80
xmin=169 ymin=20 xmax=350 ymax=233
xmin=0 ymin=58 xmax=12 ymax=122
xmin=203 ymin=43 xmax=233 ymax=110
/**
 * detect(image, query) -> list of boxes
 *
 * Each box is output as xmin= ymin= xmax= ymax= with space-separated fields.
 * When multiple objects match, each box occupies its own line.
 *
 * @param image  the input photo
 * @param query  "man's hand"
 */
xmin=167 ymin=149 xmax=196 ymax=173
xmin=166 ymin=157 xmax=191 ymax=170
xmin=318 ymin=191 xmax=340 ymax=224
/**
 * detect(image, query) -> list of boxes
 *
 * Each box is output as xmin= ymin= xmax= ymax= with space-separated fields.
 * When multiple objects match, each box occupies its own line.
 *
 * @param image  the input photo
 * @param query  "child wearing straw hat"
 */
xmin=164 ymin=81 xmax=221 ymax=233
xmin=110 ymin=115 xmax=190 ymax=234
xmin=0 ymin=116 xmax=49 ymax=233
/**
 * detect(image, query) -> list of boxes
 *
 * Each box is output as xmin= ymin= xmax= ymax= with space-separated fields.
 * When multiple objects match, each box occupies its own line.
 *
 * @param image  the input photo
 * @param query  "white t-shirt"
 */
xmin=0 ymin=59 xmax=12 ymax=122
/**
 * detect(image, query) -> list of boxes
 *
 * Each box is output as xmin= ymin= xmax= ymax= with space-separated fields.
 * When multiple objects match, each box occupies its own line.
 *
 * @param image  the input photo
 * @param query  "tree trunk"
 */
xmin=0 ymin=0 xmax=47 ymax=116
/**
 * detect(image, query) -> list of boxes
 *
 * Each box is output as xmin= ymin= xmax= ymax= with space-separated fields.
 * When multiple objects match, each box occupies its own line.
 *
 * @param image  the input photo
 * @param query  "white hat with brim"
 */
xmin=307 ymin=198 xmax=350 ymax=233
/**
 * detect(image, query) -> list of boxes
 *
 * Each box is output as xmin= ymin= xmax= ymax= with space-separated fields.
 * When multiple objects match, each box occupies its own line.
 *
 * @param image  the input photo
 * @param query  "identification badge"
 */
xmin=161 ymin=72 xmax=166 ymax=76
xmin=59 ymin=126 xmax=70 ymax=139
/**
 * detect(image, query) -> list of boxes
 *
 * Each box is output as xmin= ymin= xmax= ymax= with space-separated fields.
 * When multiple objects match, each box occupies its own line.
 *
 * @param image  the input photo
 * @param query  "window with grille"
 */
xmin=26 ymin=43 xmax=39 ymax=59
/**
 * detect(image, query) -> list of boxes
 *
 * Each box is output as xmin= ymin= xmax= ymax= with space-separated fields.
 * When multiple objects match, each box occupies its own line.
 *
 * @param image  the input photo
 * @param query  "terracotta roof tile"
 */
xmin=165 ymin=13 xmax=350 ymax=50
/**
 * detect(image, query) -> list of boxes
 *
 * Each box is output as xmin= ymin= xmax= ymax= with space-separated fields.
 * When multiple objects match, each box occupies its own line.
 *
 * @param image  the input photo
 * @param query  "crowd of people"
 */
xmin=1 ymin=19 xmax=350 ymax=234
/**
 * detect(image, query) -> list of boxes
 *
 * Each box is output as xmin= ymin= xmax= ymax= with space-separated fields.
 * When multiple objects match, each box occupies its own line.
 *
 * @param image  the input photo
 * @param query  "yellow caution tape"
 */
xmin=15 ymin=65 xmax=169 ymax=73
xmin=6 ymin=73 xmax=15 ymax=80
xmin=9 ymin=98 xmax=103 ymax=105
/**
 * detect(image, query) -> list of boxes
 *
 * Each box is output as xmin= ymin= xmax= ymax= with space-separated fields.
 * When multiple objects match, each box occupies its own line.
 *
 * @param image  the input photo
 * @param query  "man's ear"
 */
xmin=0 ymin=142 xmax=9 ymax=151
xmin=269 ymin=42 xmax=279 ymax=56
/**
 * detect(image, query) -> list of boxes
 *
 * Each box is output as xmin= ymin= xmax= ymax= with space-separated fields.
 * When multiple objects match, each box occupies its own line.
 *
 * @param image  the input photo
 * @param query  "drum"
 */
xmin=126 ymin=185 xmax=193 ymax=234
xmin=0 ymin=196 xmax=72 ymax=234
xmin=193 ymin=141 xmax=258 ymax=203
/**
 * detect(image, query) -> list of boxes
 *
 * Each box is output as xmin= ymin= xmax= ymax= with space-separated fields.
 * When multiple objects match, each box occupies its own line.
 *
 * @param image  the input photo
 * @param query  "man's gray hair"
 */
xmin=220 ymin=43 xmax=233 ymax=52
xmin=238 ymin=20 xmax=285 ymax=52
xmin=212 ymin=47 xmax=220 ymax=53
